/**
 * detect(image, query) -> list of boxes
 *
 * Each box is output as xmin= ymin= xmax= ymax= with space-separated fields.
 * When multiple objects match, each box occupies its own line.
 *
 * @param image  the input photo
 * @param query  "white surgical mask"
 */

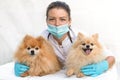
xmin=47 ymin=24 xmax=69 ymax=38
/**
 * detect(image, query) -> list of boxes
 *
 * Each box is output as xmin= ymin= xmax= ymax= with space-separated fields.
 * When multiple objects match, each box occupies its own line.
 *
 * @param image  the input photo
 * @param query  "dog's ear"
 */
xmin=77 ymin=32 xmax=85 ymax=40
xmin=37 ymin=36 xmax=53 ymax=48
xmin=92 ymin=33 xmax=99 ymax=40
xmin=36 ymin=36 xmax=45 ymax=43
xmin=23 ymin=35 xmax=33 ymax=43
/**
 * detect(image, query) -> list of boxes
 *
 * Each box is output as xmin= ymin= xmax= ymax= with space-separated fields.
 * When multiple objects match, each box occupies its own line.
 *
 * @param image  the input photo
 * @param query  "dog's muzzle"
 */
xmin=83 ymin=48 xmax=92 ymax=55
xmin=82 ymin=45 xmax=93 ymax=55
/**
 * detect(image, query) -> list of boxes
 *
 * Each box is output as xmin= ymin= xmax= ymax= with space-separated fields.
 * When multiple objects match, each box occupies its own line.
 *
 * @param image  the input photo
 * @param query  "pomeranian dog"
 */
xmin=65 ymin=32 xmax=106 ymax=78
xmin=14 ymin=35 xmax=61 ymax=77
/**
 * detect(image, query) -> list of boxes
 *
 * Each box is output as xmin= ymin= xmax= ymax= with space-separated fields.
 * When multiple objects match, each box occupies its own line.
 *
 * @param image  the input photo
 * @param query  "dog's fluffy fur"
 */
xmin=14 ymin=35 xmax=61 ymax=77
xmin=65 ymin=32 xmax=106 ymax=78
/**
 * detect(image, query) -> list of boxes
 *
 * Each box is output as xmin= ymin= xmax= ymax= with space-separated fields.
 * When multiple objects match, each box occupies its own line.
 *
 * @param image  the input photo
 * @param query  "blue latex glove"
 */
xmin=81 ymin=60 xmax=109 ymax=77
xmin=14 ymin=62 xmax=29 ymax=76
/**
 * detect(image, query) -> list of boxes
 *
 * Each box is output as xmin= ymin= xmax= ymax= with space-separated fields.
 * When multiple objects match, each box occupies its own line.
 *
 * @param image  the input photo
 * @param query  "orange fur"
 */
xmin=65 ymin=32 xmax=106 ymax=78
xmin=14 ymin=35 xmax=61 ymax=77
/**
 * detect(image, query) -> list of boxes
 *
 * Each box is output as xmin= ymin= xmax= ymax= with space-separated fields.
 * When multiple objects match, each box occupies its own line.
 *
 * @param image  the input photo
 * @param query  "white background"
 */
xmin=0 ymin=0 xmax=120 ymax=65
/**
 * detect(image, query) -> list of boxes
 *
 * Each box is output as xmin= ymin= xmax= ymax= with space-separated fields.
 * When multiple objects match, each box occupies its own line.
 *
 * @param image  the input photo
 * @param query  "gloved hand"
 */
xmin=14 ymin=62 xmax=29 ymax=76
xmin=81 ymin=60 xmax=109 ymax=77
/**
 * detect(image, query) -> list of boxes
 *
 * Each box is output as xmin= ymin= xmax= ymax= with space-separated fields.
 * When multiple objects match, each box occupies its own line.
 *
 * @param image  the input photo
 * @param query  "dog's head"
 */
xmin=73 ymin=32 xmax=102 ymax=56
xmin=15 ymin=34 xmax=55 ymax=65
xmin=23 ymin=35 xmax=41 ymax=56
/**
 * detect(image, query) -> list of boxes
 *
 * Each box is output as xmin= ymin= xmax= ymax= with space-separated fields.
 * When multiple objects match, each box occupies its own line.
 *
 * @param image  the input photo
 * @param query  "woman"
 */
xmin=15 ymin=1 xmax=115 ymax=77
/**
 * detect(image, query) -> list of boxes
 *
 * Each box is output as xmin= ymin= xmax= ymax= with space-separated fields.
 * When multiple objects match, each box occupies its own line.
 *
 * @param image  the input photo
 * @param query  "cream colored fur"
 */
xmin=65 ymin=32 xmax=106 ymax=77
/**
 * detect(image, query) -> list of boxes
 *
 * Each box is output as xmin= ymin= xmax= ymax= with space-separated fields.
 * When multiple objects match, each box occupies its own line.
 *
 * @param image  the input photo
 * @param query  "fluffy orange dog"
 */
xmin=14 ymin=35 xmax=61 ymax=77
xmin=65 ymin=32 xmax=106 ymax=78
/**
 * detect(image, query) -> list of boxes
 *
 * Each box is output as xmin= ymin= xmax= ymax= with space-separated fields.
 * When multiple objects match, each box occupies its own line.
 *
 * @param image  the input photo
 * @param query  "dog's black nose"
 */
xmin=86 ymin=45 xmax=90 ymax=48
xmin=31 ymin=50 xmax=35 ymax=55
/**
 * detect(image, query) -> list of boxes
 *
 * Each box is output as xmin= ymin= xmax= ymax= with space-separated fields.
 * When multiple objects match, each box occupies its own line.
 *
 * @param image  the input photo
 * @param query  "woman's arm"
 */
xmin=106 ymin=56 xmax=115 ymax=68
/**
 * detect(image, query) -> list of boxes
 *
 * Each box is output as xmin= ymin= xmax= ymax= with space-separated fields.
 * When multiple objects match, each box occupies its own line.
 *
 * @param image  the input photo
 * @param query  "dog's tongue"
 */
xmin=85 ymin=50 xmax=91 ymax=54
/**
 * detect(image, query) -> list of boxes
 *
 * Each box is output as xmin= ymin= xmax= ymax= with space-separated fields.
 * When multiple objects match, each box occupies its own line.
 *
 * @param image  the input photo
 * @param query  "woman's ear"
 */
xmin=68 ymin=18 xmax=71 ymax=27
xmin=46 ymin=17 xmax=49 ymax=25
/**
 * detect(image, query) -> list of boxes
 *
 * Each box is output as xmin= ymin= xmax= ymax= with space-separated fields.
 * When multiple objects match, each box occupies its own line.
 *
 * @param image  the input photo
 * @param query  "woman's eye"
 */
xmin=61 ymin=19 xmax=66 ymax=21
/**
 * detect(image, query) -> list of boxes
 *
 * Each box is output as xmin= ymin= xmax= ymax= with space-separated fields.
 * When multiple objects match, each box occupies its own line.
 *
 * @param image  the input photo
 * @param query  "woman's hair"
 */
xmin=46 ymin=1 xmax=71 ymax=20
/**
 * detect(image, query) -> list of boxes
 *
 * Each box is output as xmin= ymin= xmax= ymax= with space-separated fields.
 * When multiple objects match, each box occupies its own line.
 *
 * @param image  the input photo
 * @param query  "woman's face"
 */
xmin=46 ymin=8 xmax=71 ymax=26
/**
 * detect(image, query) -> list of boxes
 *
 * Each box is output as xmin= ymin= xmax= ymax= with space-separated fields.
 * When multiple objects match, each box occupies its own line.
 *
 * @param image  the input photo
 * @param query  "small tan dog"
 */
xmin=14 ymin=35 xmax=61 ymax=77
xmin=65 ymin=32 xmax=106 ymax=78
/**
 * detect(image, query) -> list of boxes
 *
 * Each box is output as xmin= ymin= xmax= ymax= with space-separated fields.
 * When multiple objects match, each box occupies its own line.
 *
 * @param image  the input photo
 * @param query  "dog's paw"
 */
xmin=21 ymin=72 xmax=29 ymax=77
xmin=76 ymin=72 xmax=84 ymax=78
xmin=66 ymin=69 xmax=74 ymax=77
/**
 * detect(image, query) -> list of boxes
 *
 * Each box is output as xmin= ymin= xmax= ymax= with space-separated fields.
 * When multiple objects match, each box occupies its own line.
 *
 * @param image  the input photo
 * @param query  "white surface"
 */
xmin=0 ymin=62 xmax=118 ymax=80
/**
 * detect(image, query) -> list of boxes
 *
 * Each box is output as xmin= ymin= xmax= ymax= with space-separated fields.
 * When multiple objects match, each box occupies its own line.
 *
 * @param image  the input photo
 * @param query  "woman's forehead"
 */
xmin=48 ymin=8 xmax=68 ymax=17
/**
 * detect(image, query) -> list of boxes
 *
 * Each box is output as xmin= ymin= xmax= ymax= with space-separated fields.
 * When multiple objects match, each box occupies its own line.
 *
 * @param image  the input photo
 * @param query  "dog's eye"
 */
xmin=91 ymin=43 xmax=94 ymax=46
xmin=82 ymin=43 xmax=86 ymax=46
xmin=35 ymin=47 xmax=39 ymax=50
xmin=27 ymin=47 xmax=30 ymax=50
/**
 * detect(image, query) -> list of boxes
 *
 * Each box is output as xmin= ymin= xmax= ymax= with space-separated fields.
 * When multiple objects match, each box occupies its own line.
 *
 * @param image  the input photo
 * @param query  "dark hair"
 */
xmin=46 ymin=1 xmax=71 ymax=20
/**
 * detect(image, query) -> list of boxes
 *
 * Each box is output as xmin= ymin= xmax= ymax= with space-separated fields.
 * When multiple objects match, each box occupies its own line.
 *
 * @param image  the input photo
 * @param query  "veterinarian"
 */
xmin=14 ymin=1 xmax=115 ymax=77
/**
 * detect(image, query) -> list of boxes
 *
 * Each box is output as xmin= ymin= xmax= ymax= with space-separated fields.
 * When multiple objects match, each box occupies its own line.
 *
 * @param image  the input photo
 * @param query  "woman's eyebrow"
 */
xmin=60 ymin=16 xmax=68 ymax=19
